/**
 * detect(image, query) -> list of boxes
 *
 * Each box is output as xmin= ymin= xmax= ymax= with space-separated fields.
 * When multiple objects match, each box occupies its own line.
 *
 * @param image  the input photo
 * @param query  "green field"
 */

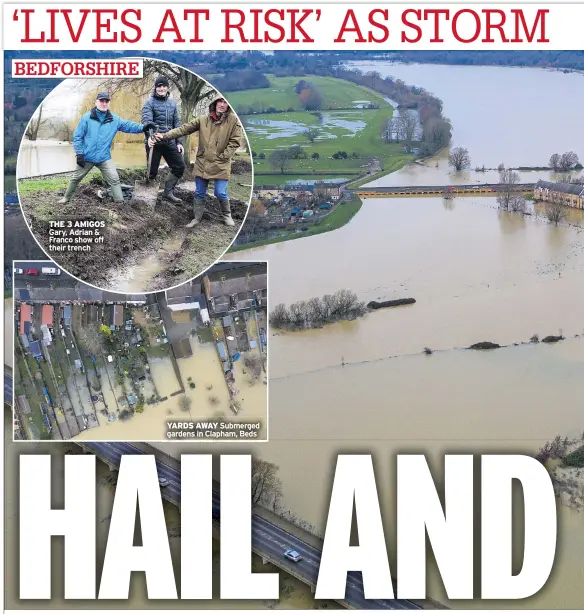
xmin=229 ymin=75 xmax=391 ymax=112
xmin=230 ymin=76 xmax=414 ymax=183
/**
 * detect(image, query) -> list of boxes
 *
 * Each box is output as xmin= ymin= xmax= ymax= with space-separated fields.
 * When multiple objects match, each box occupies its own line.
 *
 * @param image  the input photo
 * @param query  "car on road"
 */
xmin=14 ymin=268 xmax=24 ymax=275
xmin=284 ymin=549 xmax=302 ymax=563
xmin=24 ymin=269 xmax=39 ymax=276
xmin=158 ymin=477 xmax=170 ymax=487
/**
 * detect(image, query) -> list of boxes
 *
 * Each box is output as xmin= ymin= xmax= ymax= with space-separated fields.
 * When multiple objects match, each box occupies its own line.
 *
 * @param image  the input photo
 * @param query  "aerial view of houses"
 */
xmin=233 ymin=180 xmax=353 ymax=249
xmin=12 ymin=261 xmax=268 ymax=441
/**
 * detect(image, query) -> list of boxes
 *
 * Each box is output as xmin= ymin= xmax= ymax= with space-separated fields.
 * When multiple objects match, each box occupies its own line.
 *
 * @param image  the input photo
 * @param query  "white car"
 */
xmin=284 ymin=549 xmax=302 ymax=563
xmin=158 ymin=477 xmax=170 ymax=487
xmin=14 ymin=268 xmax=24 ymax=275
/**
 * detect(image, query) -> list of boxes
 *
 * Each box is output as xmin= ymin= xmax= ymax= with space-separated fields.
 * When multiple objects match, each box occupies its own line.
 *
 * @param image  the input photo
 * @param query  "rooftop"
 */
xmin=172 ymin=338 xmax=193 ymax=359
xmin=536 ymin=180 xmax=584 ymax=196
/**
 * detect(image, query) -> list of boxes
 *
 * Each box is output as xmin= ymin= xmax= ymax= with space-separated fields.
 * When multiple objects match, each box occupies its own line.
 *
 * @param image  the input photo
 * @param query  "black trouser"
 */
xmin=145 ymin=140 xmax=185 ymax=180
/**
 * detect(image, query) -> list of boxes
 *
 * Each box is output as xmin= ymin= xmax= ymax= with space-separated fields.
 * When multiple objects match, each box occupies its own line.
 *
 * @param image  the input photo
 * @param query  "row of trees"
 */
xmin=383 ymin=109 xmax=419 ymax=151
xmin=270 ymin=289 xmax=367 ymax=330
xmin=549 ymin=151 xmax=580 ymax=173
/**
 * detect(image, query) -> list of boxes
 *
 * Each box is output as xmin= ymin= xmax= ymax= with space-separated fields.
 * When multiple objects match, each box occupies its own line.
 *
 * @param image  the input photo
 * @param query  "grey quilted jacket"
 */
xmin=141 ymin=90 xmax=182 ymax=144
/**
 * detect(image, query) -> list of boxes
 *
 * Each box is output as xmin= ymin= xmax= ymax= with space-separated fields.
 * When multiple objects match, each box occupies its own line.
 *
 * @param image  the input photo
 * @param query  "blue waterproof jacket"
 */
xmin=73 ymin=108 xmax=143 ymax=164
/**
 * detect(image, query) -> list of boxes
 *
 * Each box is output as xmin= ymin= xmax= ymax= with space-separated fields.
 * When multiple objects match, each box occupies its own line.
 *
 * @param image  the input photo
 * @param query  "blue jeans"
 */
xmin=195 ymin=177 xmax=228 ymax=200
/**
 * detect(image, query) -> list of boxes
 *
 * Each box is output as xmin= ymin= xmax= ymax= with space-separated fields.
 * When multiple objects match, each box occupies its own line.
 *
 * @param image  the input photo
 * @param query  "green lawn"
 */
xmin=229 ymin=75 xmax=391 ymax=112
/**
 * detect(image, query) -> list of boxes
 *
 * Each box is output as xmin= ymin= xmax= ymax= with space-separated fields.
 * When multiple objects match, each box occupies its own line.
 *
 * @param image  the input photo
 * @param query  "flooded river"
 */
xmin=5 ymin=63 xmax=583 ymax=609
xmin=222 ymin=63 xmax=584 ymax=608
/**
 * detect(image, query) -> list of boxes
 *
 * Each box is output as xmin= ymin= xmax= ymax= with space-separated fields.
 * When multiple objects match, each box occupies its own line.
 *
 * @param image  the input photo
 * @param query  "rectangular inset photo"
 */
xmin=12 ymin=260 xmax=268 ymax=442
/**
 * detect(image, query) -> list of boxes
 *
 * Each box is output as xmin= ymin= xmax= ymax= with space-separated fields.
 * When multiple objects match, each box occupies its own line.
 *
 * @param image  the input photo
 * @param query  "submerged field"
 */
xmin=228 ymin=75 xmax=413 ymax=183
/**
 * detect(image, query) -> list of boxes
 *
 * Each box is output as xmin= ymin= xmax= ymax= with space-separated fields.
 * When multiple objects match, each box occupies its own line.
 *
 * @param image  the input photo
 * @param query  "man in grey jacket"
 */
xmin=142 ymin=76 xmax=186 ymax=203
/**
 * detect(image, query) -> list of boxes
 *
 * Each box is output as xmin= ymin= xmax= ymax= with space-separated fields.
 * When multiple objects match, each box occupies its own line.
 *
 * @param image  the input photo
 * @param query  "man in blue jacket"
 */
xmin=142 ymin=76 xmax=185 ymax=204
xmin=59 ymin=92 xmax=155 ymax=204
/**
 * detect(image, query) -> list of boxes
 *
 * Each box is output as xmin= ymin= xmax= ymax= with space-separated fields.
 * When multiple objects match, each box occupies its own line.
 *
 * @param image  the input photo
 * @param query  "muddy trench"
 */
xmin=21 ymin=170 xmax=249 ymax=292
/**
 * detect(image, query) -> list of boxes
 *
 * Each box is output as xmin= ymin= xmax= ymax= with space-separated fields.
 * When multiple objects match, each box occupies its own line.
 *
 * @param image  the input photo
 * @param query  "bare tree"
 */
xmin=251 ymin=458 xmax=283 ymax=507
xmin=497 ymin=168 xmax=521 ymax=211
xmin=509 ymin=194 xmax=527 ymax=214
xmin=25 ymin=103 xmax=50 ymax=141
xmin=545 ymin=201 xmax=566 ymax=225
xmin=549 ymin=153 xmax=561 ymax=171
xmin=397 ymin=110 xmax=418 ymax=151
xmin=448 ymin=147 xmax=471 ymax=171
xmin=95 ymin=59 xmax=215 ymax=166
xmin=179 ymin=395 xmax=192 ymax=413
xmin=78 ymin=324 xmax=104 ymax=356
xmin=558 ymin=151 xmax=579 ymax=172
xmin=303 ymin=127 xmax=320 ymax=143
xmin=269 ymin=150 xmax=292 ymax=174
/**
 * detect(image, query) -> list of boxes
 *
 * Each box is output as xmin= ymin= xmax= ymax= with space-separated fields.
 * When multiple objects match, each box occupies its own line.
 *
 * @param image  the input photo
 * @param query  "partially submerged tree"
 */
xmin=497 ymin=168 xmax=521 ymax=211
xmin=448 ymin=146 xmax=471 ymax=171
xmin=251 ymin=458 xmax=283 ymax=510
xmin=545 ymin=200 xmax=566 ymax=225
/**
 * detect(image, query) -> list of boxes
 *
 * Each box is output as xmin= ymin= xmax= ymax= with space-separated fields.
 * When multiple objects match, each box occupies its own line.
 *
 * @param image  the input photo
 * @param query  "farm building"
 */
xmin=534 ymin=180 xmax=584 ymax=209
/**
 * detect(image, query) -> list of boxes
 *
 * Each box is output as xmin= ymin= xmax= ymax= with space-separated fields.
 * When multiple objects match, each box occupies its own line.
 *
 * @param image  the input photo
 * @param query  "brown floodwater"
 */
xmin=229 ymin=196 xmax=584 ymax=377
xmin=154 ymin=337 xmax=584 ymax=609
xmin=218 ymin=62 xmax=584 ymax=608
xmin=7 ymin=63 xmax=584 ymax=609
xmin=74 ymin=340 xmax=267 ymax=441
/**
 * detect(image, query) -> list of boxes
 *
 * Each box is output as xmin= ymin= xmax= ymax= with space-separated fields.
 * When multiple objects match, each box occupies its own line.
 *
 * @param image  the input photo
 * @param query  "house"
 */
xmin=203 ymin=264 xmax=268 ymax=314
xmin=313 ymin=183 xmax=342 ymax=198
xmin=256 ymin=186 xmax=282 ymax=200
xmin=110 ymin=304 xmax=124 ymax=327
xmin=165 ymin=280 xmax=210 ymax=324
xmin=19 ymin=304 xmax=32 ymax=335
xmin=534 ymin=180 xmax=584 ymax=209
xmin=41 ymin=305 xmax=54 ymax=326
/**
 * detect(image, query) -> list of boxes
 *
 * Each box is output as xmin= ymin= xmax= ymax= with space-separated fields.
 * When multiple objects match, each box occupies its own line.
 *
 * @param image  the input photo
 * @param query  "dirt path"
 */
xmin=20 ymin=183 xmax=249 ymax=292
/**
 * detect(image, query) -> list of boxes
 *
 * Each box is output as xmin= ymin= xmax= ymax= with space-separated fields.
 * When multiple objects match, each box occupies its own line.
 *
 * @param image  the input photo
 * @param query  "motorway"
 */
xmin=83 ymin=441 xmax=422 ymax=610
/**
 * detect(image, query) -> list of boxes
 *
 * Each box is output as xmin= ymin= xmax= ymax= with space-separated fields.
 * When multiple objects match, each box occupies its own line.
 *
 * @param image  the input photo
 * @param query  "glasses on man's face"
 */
xmin=98 ymin=99 xmax=110 ymax=103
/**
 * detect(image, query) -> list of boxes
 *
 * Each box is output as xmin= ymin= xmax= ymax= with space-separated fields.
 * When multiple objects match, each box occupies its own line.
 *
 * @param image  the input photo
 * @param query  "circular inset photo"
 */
xmin=17 ymin=59 xmax=252 ymax=293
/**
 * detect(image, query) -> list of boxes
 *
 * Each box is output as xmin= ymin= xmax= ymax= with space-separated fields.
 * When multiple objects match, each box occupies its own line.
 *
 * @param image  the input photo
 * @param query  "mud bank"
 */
xmin=21 ymin=184 xmax=248 ymax=292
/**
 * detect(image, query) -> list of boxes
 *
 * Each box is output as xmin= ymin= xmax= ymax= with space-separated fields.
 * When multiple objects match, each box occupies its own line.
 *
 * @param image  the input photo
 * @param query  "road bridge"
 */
xmin=78 ymin=441 xmax=424 ymax=610
xmin=353 ymin=183 xmax=535 ymax=198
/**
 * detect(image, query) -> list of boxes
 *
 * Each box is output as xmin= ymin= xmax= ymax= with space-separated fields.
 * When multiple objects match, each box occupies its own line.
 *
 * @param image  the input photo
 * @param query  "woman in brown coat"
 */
xmin=151 ymin=94 xmax=244 ymax=228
